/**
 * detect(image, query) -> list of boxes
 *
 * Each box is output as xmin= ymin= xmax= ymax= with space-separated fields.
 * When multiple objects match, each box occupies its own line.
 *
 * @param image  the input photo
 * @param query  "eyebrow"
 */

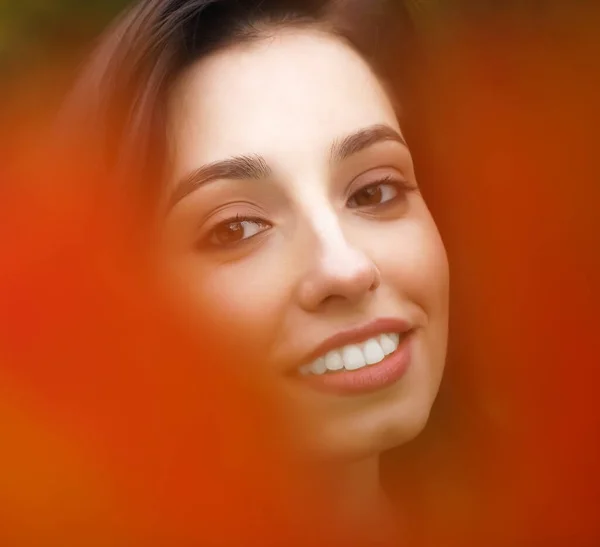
xmin=330 ymin=124 xmax=407 ymax=163
xmin=168 ymin=154 xmax=272 ymax=209
xmin=168 ymin=124 xmax=407 ymax=210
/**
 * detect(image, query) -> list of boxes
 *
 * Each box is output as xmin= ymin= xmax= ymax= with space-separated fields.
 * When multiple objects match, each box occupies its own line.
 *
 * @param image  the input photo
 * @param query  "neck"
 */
xmin=324 ymin=456 xmax=383 ymax=515
xmin=298 ymin=455 xmax=396 ymax=541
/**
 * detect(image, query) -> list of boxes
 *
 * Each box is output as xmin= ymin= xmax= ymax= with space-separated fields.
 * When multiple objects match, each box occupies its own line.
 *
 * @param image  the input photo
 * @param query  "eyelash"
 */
xmin=347 ymin=175 xmax=416 ymax=206
xmin=362 ymin=175 xmax=415 ymax=194
xmin=375 ymin=175 xmax=414 ymax=192
xmin=197 ymin=214 xmax=271 ymax=250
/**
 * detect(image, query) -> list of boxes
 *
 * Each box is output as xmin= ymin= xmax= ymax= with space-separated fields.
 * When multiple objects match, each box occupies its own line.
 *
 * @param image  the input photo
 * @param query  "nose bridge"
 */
xmin=315 ymin=209 xmax=365 ymax=272
xmin=296 ymin=198 xmax=380 ymax=310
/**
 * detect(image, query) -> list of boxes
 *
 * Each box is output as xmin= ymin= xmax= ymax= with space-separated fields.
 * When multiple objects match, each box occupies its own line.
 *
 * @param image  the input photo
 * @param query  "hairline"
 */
xmin=163 ymin=21 xmax=397 ymax=185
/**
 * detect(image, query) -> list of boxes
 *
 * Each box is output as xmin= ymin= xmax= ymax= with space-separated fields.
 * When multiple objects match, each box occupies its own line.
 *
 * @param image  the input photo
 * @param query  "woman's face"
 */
xmin=162 ymin=28 xmax=449 ymax=461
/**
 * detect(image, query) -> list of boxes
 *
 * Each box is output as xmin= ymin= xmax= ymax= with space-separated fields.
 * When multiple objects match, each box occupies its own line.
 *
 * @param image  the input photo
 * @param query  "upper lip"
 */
xmin=298 ymin=317 xmax=413 ymax=369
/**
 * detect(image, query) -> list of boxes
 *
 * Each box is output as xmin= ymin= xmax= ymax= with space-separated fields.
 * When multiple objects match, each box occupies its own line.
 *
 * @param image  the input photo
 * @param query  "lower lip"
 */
xmin=298 ymin=332 xmax=413 ymax=396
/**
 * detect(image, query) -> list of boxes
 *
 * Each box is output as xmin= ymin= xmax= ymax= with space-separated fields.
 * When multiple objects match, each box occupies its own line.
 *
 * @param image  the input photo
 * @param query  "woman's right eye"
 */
xmin=203 ymin=216 xmax=272 ymax=248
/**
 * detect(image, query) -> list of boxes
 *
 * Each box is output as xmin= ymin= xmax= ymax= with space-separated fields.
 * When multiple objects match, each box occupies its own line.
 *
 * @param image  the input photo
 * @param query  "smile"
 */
xmin=294 ymin=318 xmax=414 ymax=395
xmin=299 ymin=333 xmax=402 ymax=376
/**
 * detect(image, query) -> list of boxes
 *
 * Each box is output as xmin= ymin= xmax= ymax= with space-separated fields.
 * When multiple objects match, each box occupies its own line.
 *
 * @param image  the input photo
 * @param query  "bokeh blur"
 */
xmin=2 ymin=1 xmax=600 ymax=546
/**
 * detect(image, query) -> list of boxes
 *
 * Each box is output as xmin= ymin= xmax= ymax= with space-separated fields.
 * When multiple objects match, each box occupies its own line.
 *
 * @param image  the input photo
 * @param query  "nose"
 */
xmin=296 ymin=218 xmax=381 ymax=312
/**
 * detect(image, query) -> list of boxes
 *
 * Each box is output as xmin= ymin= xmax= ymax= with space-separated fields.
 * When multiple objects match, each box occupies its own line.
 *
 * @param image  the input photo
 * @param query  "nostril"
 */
xmin=320 ymin=294 xmax=343 ymax=307
xmin=369 ymin=269 xmax=381 ymax=292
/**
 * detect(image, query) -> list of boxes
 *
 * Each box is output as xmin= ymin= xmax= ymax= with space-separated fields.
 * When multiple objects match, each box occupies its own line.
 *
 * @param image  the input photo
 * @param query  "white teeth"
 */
xmin=341 ymin=345 xmax=366 ymax=370
xmin=363 ymin=338 xmax=385 ymax=365
xmin=310 ymin=357 xmax=327 ymax=375
xmin=379 ymin=334 xmax=397 ymax=356
xmin=299 ymin=365 xmax=311 ymax=376
xmin=299 ymin=332 xmax=403 ymax=377
xmin=324 ymin=350 xmax=344 ymax=371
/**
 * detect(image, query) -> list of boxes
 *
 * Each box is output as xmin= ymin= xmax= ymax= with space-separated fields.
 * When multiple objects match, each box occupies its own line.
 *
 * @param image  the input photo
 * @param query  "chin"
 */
xmin=302 ymin=397 xmax=437 ymax=464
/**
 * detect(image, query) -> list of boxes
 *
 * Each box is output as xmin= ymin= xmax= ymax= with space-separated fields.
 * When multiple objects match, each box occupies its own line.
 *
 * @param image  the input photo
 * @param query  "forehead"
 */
xmin=167 ymin=28 xmax=401 ymax=178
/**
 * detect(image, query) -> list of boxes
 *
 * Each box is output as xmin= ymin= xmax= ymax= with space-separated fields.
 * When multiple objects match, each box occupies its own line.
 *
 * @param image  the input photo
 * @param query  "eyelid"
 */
xmin=197 ymin=201 xmax=266 ymax=229
xmin=203 ymin=214 xmax=268 ymax=234
xmin=345 ymin=173 xmax=419 ymax=212
xmin=196 ymin=212 xmax=272 ymax=251
xmin=347 ymin=164 xmax=413 ymax=189
xmin=361 ymin=174 xmax=405 ymax=188
xmin=348 ymin=172 xmax=417 ymax=198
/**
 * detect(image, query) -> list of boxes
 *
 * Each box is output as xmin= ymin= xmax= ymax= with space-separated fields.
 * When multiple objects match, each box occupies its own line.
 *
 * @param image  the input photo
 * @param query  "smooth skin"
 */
xmin=160 ymin=28 xmax=449 ymax=525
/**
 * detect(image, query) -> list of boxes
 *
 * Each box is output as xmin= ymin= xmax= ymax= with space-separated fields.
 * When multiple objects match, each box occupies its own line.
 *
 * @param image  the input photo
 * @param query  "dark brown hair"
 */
xmin=62 ymin=0 xmax=417 ymax=214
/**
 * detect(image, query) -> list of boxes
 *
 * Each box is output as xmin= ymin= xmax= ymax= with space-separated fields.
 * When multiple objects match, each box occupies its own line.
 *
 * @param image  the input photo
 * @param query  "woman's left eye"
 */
xmin=347 ymin=179 xmax=401 ymax=209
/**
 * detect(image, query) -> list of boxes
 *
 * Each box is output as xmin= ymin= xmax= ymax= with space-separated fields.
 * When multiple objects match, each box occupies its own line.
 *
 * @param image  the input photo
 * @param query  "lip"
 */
xmin=299 ymin=330 xmax=414 ymax=395
xmin=300 ymin=317 xmax=413 ymax=367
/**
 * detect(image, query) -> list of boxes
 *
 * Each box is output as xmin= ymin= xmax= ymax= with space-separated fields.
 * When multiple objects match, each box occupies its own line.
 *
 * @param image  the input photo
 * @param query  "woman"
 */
xmin=61 ymin=0 xmax=450 ymax=543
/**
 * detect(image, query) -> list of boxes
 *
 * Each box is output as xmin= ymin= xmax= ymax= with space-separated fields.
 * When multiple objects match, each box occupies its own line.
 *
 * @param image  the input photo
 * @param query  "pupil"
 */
xmin=356 ymin=186 xmax=381 ymax=206
xmin=216 ymin=222 xmax=243 ymax=244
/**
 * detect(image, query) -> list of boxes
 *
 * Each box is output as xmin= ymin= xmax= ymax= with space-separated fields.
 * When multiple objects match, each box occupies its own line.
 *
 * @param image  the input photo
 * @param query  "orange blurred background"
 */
xmin=1 ymin=2 xmax=600 ymax=546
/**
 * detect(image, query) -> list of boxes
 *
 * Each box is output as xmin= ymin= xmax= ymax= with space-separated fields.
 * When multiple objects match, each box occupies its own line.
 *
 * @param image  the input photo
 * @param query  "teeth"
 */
xmin=379 ymin=334 xmax=397 ymax=356
xmin=300 ymin=332 xmax=402 ymax=377
xmin=363 ymin=338 xmax=385 ymax=365
xmin=341 ymin=345 xmax=365 ymax=370
xmin=298 ymin=365 xmax=311 ymax=376
xmin=324 ymin=350 xmax=344 ymax=371
xmin=309 ymin=357 xmax=327 ymax=375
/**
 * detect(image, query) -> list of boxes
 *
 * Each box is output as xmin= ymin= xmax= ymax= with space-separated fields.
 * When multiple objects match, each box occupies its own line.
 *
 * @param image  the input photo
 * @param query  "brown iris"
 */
xmin=213 ymin=221 xmax=244 ymax=245
xmin=208 ymin=218 xmax=270 ymax=246
xmin=352 ymin=185 xmax=383 ymax=207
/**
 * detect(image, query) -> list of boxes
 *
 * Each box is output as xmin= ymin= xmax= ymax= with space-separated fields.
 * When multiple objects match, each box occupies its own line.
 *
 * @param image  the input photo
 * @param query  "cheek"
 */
xmin=172 ymin=253 xmax=294 ymax=349
xmin=385 ymin=212 xmax=449 ymax=391
xmin=377 ymin=214 xmax=449 ymax=314
xmin=373 ymin=209 xmax=450 ymax=389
